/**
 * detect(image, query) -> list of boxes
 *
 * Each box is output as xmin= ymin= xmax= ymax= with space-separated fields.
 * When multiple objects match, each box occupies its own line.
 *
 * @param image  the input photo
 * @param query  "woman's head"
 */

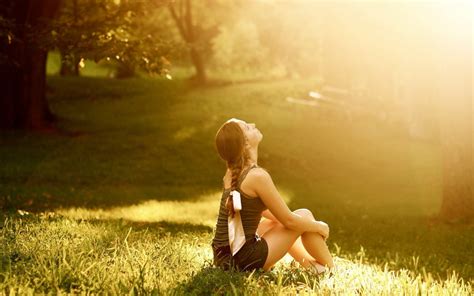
xmin=215 ymin=118 xmax=262 ymax=166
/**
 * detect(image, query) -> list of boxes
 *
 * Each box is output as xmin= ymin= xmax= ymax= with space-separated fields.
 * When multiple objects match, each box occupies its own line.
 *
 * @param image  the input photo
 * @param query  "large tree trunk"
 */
xmin=0 ymin=0 xmax=61 ymax=130
xmin=436 ymin=2 xmax=473 ymax=222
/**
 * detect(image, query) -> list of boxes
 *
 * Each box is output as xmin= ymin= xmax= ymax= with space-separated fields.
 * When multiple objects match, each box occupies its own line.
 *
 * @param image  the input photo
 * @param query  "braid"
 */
xmin=226 ymin=156 xmax=243 ymax=218
xmin=226 ymin=149 xmax=251 ymax=218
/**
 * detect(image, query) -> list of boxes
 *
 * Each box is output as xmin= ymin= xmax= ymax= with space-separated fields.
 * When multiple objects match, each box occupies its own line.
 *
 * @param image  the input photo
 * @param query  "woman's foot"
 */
xmin=309 ymin=261 xmax=338 ymax=276
xmin=309 ymin=262 xmax=328 ymax=274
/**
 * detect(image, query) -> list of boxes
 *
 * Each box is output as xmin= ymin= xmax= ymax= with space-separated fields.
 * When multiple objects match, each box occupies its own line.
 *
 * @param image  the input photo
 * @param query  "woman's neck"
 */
xmin=247 ymin=147 xmax=258 ymax=165
xmin=225 ymin=148 xmax=258 ymax=174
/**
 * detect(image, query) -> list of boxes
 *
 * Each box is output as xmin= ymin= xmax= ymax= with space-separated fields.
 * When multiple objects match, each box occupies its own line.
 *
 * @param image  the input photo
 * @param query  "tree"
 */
xmin=167 ymin=0 xmax=230 ymax=84
xmin=52 ymin=0 xmax=172 ymax=79
xmin=167 ymin=0 xmax=207 ymax=84
xmin=0 ymin=0 xmax=172 ymax=130
xmin=0 ymin=0 xmax=61 ymax=130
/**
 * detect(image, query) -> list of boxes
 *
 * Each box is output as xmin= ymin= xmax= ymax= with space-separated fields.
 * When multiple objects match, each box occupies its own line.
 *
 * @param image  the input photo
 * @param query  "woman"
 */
xmin=212 ymin=118 xmax=334 ymax=272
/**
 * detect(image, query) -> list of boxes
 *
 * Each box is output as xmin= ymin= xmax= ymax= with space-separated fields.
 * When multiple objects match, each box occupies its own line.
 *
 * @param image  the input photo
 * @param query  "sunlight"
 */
xmin=58 ymin=193 xmax=222 ymax=227
xmin=316 ymin=258 xmax=471 ymax=295
xmin=268 ymin=252 xmax=472 ymax=295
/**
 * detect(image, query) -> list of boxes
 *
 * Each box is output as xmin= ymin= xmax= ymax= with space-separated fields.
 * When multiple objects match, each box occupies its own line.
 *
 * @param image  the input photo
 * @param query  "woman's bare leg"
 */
xmin=292 ymin=209 xmax=334 ymax=268
xmin=261 ymin=223 xmax=301 ymax=270
xmin=257 ymin=209 xmax=334 ymax=270
xmin=301 ymin=232 xmax=334 ymax=267
xmin=258 ymin=219 xmax=316 ymax=267
xmin=287 ymin=236 xmax=317 ymax=267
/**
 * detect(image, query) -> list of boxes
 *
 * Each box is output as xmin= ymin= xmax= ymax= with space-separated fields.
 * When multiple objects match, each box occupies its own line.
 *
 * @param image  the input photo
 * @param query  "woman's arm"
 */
xmin=261 ymin=209 xmax=278 ymax=221
xmin=249 ymin=168 xmax=329 ymax=239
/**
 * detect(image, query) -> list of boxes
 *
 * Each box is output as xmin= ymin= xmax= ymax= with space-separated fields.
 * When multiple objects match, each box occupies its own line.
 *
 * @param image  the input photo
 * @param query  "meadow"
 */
xmin=0 ymin=64 xmax=472 ymax=294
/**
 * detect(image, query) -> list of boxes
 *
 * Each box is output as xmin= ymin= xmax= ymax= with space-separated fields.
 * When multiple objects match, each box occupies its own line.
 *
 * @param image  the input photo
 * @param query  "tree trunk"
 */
xmin=115 ymin=60 xmax=136 ymax=79
xmin=189 ymin=46 xmax=206 ymax=84
xmin=59 ymin=51 xmax=80 ymax=76
xmin=0 ymin=0 xmax=61 ymax=130
xmin=435 ymin=2 xmax=473 ymax=222
xmin=168 ymin=0 xmax=207 ymax=85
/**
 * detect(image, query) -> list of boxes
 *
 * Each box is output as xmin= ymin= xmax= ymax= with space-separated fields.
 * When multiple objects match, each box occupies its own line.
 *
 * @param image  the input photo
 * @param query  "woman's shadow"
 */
xmin=172 ymin=262 xmax=318 ymax=294
xmin=172 ymin=264 xmax=258 ymax=295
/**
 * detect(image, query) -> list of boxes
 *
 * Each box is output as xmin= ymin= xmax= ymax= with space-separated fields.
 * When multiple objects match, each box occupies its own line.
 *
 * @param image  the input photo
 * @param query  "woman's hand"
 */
xmin=317 ymin=221 xmax=330 ymax=240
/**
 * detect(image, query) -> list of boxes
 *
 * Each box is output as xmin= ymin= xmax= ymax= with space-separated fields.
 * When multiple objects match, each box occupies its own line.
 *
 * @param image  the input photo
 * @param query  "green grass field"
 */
xmin=0 ymin=68 xmax=472 ymax=294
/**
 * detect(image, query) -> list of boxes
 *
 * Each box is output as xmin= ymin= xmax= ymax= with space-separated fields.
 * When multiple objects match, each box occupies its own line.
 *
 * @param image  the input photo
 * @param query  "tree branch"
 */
xmin=168 ymin=1 xmax=189 ymax=41
xmin=184 ymin=0 xmax=194 ymax=42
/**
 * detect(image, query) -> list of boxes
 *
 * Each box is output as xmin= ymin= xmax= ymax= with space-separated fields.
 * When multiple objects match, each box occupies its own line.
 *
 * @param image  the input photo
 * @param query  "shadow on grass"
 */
xmin=87 ymin=219 xmax=213 ymax=235
xmin=0 ymin=75 xmax=229 ymax=212
xmin=171 ymin=263 xmax=311 ymax=295
xmin=172 ymin=266 xmax=249 ymax=295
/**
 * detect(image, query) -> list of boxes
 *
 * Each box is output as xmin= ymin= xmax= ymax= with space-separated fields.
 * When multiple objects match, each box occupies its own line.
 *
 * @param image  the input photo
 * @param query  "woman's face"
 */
xmin=227 ymin=118 xmax=263 ymax=148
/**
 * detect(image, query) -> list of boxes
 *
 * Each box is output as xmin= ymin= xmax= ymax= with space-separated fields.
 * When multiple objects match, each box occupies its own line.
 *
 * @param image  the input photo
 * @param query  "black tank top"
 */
xmin=212 ymin=164 xmax=267 ymax=247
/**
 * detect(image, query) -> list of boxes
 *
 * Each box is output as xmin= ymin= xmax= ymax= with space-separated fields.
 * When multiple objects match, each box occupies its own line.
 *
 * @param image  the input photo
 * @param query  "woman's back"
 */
xmin=212 ymin=165 xmax=267 ymax=247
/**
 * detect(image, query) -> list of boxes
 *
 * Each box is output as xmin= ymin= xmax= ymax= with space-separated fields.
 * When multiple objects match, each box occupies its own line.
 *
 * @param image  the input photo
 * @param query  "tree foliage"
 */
xmin=47 ymin=0 xmax=173 ymax=77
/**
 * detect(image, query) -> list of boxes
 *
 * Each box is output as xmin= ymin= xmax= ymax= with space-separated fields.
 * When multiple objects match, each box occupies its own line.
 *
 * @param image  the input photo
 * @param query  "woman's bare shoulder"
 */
xmin=246 ymin=167 xmax=272 ymax=183
xmin=236 ymin=167 xmax=267 ymax=197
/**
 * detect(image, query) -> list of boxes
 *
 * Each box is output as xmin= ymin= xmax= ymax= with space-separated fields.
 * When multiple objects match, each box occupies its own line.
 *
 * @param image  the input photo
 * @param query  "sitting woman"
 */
xmin=211 ymin=118 xmax=334 ymax=273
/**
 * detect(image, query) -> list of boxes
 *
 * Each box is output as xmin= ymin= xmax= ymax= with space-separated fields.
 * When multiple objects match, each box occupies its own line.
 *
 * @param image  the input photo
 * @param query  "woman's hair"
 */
xmin=215 ymin=121 xmax=250 ymax=217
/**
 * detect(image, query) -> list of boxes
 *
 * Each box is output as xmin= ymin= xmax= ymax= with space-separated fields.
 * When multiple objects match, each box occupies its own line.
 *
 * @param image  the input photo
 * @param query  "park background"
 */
xmin=0 ymin=0 xmax=472 ymax=294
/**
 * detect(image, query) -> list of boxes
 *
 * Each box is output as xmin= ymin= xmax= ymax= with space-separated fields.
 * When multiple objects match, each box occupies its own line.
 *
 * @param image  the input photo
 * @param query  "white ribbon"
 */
xmin=232 ymin=190 xmax=242 ymax=211
xmin=228 ymin=190 xmax=246 ymax=256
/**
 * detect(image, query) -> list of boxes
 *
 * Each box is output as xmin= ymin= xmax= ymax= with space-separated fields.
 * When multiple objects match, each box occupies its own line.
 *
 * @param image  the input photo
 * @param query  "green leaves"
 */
xmin=38 ymin=0 xmax=176 ymax=76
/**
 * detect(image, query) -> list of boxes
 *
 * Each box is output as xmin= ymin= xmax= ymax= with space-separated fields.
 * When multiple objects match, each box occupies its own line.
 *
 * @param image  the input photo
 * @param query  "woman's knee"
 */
xmin=293 ymin=208 xmax=315 ymax=220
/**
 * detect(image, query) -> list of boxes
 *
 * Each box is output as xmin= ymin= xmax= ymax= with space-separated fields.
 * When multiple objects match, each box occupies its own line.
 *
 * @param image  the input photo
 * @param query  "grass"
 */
xmin=0 ymin=206 xmax=471 ymax=295
xmin=0 ymin=68 xmax=473 ymax=294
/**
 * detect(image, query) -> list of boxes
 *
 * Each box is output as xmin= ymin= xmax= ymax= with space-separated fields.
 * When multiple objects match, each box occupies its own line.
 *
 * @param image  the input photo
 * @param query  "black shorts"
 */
xmin=212 ymin=235 xmax=268 ymax=271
